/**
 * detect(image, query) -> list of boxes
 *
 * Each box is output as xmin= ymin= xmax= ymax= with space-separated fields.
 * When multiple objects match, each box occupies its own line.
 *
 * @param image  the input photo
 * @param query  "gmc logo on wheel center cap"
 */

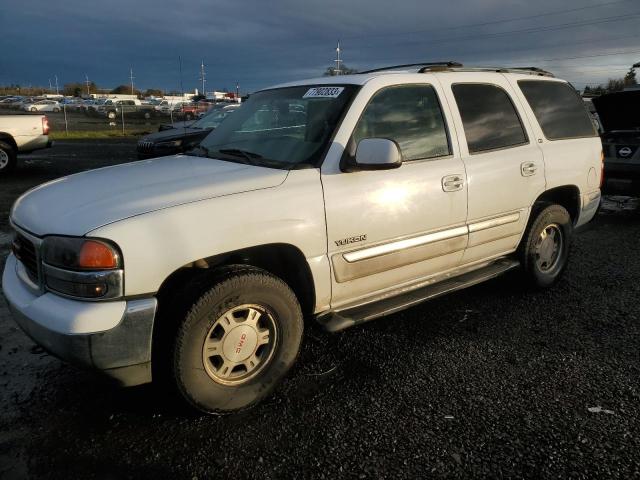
xmin=619 ymin=147 xmax=632 ymax=157
xmin=235 ymin=333 xmax=247 ymax=354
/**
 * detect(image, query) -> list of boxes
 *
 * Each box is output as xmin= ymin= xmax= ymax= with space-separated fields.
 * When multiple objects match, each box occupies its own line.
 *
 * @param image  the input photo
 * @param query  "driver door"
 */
xmin=321 ymin=82 xmax=468 ymax=309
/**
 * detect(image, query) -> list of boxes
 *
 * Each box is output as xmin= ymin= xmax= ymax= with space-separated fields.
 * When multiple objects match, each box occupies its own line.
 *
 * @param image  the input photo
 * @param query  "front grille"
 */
xmin=137 ymin=141 xmax=154 ymax=152
xmin=12 ymin=233 xmax=39 ymax=282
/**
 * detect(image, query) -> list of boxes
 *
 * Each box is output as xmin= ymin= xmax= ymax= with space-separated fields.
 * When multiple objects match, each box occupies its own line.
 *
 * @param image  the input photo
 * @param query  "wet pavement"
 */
xmin=1 ymin=141 xmax=639 ymax=479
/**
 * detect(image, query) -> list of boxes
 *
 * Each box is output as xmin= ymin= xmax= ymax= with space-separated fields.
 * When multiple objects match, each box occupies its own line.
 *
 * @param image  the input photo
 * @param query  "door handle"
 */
xmin=521 ymin=162 xmax=537 ymax=177
xmin=442 ymin=174 xmax=464 ymax=192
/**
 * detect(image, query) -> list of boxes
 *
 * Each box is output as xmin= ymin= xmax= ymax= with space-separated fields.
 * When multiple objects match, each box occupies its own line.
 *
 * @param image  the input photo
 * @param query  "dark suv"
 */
xmin=593 ymin=89 xmax=640 ymax=195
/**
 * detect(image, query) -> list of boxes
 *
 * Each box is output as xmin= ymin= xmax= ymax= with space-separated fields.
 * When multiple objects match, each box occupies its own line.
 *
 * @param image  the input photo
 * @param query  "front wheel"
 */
xmin=107 ymin=111 xmax=117 ymax=119
xmin=519 ymin=204 xmax=572 ymax=288
xmin=30 ymin=107 xmax=37 ymax=112
xmin=173 ymin=266 xmax=303 ymax=414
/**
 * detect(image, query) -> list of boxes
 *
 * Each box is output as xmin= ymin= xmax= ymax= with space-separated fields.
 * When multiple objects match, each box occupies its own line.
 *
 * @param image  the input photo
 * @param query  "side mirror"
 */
xmin=350 ymin=138 xmax=402 ymax=171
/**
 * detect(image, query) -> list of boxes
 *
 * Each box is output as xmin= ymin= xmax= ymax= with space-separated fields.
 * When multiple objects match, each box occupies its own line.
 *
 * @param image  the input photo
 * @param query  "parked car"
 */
xmin=96 ymin=99 xmax=155 ymax=119
xmin=137 ymin=104 xmax=240 ymax=159
xmin=3 ymin=64 xmax=602 ymax=414
xmin=180 ymin=100 xmax=213 ymax=120
xmin=22 ymin=99 xmax=61 ymax=113
xmin=0 ymin=114 xmax=51 ymax=173
xmin=592 ymin=89 xmax=640 ymax=195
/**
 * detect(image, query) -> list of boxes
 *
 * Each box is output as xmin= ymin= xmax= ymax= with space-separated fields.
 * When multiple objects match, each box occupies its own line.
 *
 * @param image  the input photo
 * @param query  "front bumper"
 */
xmin=2 ymin=254 xmax=157 ymax=386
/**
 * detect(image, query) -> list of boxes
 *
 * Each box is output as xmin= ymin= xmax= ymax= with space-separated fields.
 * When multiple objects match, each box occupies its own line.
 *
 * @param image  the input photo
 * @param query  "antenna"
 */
xmin=199 ymin=60 xmax=206 ymax=97
xmin=129 ymin=67 xmax=135 ymax=95
xmin=334 ymin=40 xmax=342 ymax=75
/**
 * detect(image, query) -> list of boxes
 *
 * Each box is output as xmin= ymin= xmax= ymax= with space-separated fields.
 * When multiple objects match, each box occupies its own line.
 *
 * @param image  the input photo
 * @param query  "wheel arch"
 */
xmin=0 ymin=134 xmax=17 ymax=151
xmin=531 ymin=185 xmax=581 ymax=225
xmin=155 ymin=242 xmax=317 ymax=318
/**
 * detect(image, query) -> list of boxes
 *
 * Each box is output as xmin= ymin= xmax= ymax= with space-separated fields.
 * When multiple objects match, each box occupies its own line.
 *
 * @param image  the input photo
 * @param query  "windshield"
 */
xmin=191 ymin=106 xmax=238 ymax=129
xmin=198 ymin=85 xmax=357 ymax=169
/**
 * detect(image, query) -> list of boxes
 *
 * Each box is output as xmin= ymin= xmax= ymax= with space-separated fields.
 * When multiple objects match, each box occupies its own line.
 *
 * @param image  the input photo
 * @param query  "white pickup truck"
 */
xmin=0 ymin=114 xmax=52 ymax=173
xmin=3 ymin=64 xmax=602 ymax=414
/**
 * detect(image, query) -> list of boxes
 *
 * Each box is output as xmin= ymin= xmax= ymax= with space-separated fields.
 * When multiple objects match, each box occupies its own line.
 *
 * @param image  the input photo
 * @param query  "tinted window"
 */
xmin=452 ymin=84 xmax=528 ymax=153
xmin=518 ymin=80 xmax=596 ymax=140
xmin=353 ymin=85 xmax=450 ymax=161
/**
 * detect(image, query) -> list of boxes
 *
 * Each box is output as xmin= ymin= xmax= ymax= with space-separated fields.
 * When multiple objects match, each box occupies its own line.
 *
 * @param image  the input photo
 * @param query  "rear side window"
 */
xmin=353 ymin=84 xmax=451 ymax=161
xmin=518 ymin=80 xmax=597 ymax=140
xmin=452 ymin=83 xmax=528 ymax=153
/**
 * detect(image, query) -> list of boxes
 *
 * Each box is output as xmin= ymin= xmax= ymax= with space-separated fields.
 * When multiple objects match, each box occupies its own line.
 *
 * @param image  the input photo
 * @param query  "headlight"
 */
xmin=41 ymin=236 xmax=123 ymax=300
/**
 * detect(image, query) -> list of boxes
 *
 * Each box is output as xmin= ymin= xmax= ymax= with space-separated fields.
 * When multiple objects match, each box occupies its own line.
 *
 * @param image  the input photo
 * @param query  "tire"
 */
xmin=172 ymin=266 xmax=303 ymax=414
xmin=518 ymin=204 xmax=572 ymax=288
xmin=0 ymin=141 xmax=17 ymax=174
xmin=107 ymin=111 xmax=117 ymax=119
xmin=143 ymin=112 xmax=151 ymax=120
xmin=53 ymin=107 xmax=60 ymax=113
xmin=30 ymin=107 xmax=37 ymax=112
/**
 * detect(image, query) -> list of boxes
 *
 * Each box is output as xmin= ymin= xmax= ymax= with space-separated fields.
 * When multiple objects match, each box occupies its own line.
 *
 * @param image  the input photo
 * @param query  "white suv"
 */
xmin=3 ymin=63 xmax=603 ymax=413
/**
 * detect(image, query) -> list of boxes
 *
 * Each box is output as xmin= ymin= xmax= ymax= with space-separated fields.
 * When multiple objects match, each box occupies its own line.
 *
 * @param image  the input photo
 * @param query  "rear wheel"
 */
xmin=519 ymin=204 xmax=572 ymax=288
xmin=172 ymin=266 xmax=303 ymax=414
xmin=0 ymin=141 xmax=17 ymax=174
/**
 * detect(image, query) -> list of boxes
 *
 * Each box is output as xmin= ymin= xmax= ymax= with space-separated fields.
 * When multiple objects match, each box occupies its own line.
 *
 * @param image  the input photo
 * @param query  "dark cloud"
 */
xmin=1 ymin=0 xmax=639 ymax=93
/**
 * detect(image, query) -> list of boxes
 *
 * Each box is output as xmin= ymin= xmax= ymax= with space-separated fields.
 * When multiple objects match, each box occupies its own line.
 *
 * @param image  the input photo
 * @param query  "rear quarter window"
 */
xmin=518 ymin=80 xmax=597 ymax=140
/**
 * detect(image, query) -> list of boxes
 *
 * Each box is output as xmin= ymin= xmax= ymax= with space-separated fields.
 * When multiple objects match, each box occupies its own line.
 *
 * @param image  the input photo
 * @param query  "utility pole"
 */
xmin=129 ymin=67 xmax=135 ymax=95
xmin=236 ymin=83 xmax=239 ymax=99
xmin=48 ymin=78 xmax=53 ymax=93
xmin=54 ymin=75 xmax=59 ymax=95
xmin=85 ymin=74 xmax=91 ymax=96
xmin=334 ymin=40 xmax=342 ymax=76
xmin=199 ymin=60 xmax=206 ymax=97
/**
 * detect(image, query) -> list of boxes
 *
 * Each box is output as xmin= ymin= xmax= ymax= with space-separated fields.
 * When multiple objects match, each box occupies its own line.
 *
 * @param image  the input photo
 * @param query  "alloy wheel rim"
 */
xmin=202 ymin=304 xmax=277 ymax=385
xmin=534 ymin=223 xmax=563 ymax=272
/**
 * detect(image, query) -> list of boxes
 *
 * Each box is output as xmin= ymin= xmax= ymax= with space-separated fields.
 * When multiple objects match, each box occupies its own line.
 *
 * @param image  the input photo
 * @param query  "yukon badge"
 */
xmin=335 ymin=234 xmax=367 ymax=247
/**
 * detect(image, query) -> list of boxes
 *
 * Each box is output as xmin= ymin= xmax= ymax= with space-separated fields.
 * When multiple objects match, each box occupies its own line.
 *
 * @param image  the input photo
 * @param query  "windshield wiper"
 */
xmin=217 ymin=148 xmax=264 ymax=165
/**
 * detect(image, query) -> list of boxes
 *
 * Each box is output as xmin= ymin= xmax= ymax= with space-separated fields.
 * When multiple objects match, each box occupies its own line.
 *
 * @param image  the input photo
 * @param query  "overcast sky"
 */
xmin=1 ymin=0 xmax=639 ymax=94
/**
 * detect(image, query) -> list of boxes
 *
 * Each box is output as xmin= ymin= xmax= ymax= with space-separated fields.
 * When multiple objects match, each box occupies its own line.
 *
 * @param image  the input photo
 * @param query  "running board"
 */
xmin=317 ymin=258 xmax=520 ymax=332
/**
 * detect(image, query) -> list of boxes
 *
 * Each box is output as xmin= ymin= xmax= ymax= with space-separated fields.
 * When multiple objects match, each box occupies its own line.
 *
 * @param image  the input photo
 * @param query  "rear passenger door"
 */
xmin=437 ymin=75 xmax=545 ymax=264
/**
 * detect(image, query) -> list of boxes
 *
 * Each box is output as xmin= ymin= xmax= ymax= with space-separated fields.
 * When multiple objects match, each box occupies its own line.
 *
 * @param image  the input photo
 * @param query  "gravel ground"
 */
xmin=1 ymin=142 xmax=639 ymax=479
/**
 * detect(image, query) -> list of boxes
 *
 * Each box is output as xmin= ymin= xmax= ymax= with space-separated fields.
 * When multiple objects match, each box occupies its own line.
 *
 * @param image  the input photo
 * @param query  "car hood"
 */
xmin=592 ymin=90 xmax=640 ymax=133
xmin=11 ymin=155 xmax=288 ymax=236
xmin=140 ymin=127 xmax=208 ymax=143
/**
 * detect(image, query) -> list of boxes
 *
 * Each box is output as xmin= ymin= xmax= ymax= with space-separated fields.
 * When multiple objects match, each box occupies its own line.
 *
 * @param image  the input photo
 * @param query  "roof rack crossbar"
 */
xmin=358 ymin=61 xmax=463 ymax=74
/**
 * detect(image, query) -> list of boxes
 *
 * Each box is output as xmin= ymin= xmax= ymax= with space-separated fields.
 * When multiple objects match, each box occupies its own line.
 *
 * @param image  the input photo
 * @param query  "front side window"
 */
xmin=199 ymin=85 xmax=357 ymax=169
xmin=452 ymin=83 xmax=528 ymax=153
xmin=518 ymin=80 xmax=597 ymax=140
xmin=352 ymin=84 xmax=450 ymax=161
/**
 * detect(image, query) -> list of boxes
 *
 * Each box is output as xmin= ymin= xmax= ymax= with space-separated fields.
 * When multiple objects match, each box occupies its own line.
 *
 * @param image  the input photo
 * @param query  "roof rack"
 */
xmin=358 ymin=62 xmax=554 ymax=77
xmin=358 ymin=62 xmax=463 ymax=74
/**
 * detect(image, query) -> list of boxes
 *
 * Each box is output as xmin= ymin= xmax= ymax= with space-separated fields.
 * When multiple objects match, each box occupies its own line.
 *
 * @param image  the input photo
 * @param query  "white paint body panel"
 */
xmin=11 ymin=155 xmax=288 ymax=236
xmin=5 ymin=70 xmax=602 ymax=320
xmin=0 ymin=114 xmax=49 ymax=152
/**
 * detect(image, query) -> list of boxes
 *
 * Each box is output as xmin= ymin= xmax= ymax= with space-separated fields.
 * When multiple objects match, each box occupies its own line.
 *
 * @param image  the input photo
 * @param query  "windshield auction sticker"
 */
xmin=303 ymin=87 xmax=344 ymax=98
